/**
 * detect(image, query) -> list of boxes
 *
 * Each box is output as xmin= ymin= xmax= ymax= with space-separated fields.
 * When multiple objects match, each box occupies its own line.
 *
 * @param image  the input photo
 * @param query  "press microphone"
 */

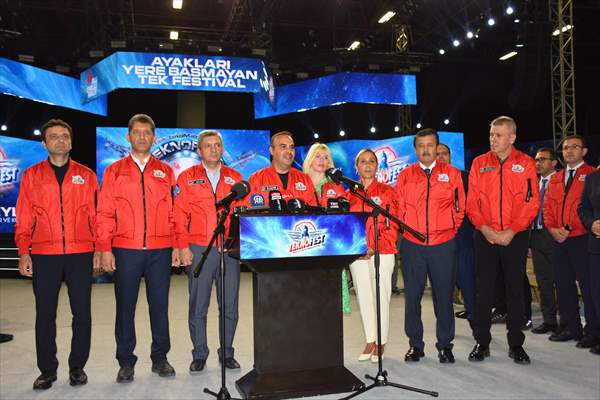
xmin=338 ymin=197 xmax=350 ymax=212
xmin=216 ymin=180 xmax=250 ymax=207
xmin=325 ymin=168 xmax=364 ymax=191
xmin=269 ymin=190 xmax=287 ymax=212
xmin=287 ymin=198 xmax=325 ymax=214
xmin=326 ymin=197 xmax=341 ymax=212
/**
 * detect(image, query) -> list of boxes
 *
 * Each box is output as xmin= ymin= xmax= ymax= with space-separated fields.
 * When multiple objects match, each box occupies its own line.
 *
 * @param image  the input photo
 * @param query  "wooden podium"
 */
xmin=233 ymin=213 xmax=367 ymax=400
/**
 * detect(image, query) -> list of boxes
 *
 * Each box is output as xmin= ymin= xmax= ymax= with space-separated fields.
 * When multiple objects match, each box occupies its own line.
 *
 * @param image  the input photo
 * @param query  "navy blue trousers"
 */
xmin=455 ymin=243 xmax=476 ymax=323
xmin=402 ymin=238 xmax=456 ymax=350
xmin=113 ymin=248 xmax=172 ymax=367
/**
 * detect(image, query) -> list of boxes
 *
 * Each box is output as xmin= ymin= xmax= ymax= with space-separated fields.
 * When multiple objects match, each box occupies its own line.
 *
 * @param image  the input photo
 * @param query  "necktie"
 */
xmin=424 ymin=168 xmax=431 ymax=177
xmin=565 ymin=169 xmax=575 ymax=193
xmin=535 ymin=178 xmax=548 ymax=229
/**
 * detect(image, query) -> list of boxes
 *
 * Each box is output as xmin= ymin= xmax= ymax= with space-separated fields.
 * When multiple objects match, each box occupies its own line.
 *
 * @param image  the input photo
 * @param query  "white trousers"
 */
xmin=349 ymin=254 xmax=395 ymax=344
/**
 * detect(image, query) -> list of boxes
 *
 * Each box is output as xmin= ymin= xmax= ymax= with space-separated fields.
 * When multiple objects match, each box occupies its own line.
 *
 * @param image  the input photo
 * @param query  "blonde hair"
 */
xmin=303 ymin=142 xmax=334 ymax=174
xmin=490 ymin=115 xmax=517 ymax=133
xmin=354 ymin=148 xmax=377 ymax=167
xmin=197 ymin=130 xmax=223 ymax=148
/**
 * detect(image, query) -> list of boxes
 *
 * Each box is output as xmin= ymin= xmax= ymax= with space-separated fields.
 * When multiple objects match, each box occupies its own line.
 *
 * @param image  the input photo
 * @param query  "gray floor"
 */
xmin=0 ymin=273 xmax=599 ymax=400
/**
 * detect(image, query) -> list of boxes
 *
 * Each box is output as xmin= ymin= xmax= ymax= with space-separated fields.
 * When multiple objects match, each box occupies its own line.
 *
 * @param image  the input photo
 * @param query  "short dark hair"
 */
xmin=438 ymin=143 xmax=451 ymax=157
xmin=558 ymin=134 xmax=586 ymax=149
xmin=270 ymin=131 xmax=294 ymax=147
xmin=128 ymin=113 xmax=156 ymax=133
xmin=536 ymin=147 xmax=556 ymax=160
xmin=41 ymin=119 xmax=73 ymax=142
xmin=413 ymin=128 xmax=439 ymax=147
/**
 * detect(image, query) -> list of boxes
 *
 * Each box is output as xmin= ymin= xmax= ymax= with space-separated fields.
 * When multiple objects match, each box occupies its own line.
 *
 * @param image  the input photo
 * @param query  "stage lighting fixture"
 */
xmin=1 ymin=124 xmax=7 ymax=131
xmin=207 ymin=45 xmax=222 ymax=52
xmin=33 ymin=129 xmax=41 ymax=136
xmin=506 ymin=6 xmax=514 ymax=15
xmin=499 ymin=51 xmax=518 ymax=60
xmin=173 ymin=0 xmax=183 ymax=9
xmin=438 ymin=49 xmax=445 ymax=55
xmin=111 ymin=40 xmax=127 ymax=48
xmin=443 ymin=119 xmax=450 ymax=125
xmin=313 ymin=133 xmax=319 ymax=139
xmin=339 ymin=130 xmax=346 ymax=137
xmin=466 ymin=31 xmax=474 ymax=39
xmin=394 ymin=126 xmax=400 ymax=132
xmin=89 ymin=50 xmax=104 ymax=58
xmin=348 ymin=41 xmax=361 ymax=51
xmin=487 ymin=17 xmax=496 ymax=26
xmin=18 ymin=54 xmax=34 ymax=63
xmin=452 ymin=39 xmax=460 ymax=47
xmin=416 ymin=123 xmax=422 ymax=129
xmin=370 ymin=126 xmax=376 ymax=133
xmin=514 ymin=19 xmax=520 ymax=23
xmin=170 ymin=31 xmax=179 ymax=40
xmin=552 ymin=24 xmax=573 ymax=36
xmin=378 ymin=11 xmax=396 ymax=24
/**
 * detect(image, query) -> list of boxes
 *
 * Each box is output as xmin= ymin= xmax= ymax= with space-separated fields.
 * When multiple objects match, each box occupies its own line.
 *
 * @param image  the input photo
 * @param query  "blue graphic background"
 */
xmin=0 ymin=57 xmax=107 ymax=116
xmin=82 ymin=52 xmax=271 ymax=101
xmin=294 ymin=132 xmax=465 ymax=186
xmin=0 ymin=136 xmax=47 ymax=233
xmin=254 ymin=72 xmax=417 ymax=119
xmin=239 ymin=213 xmax=367 ymax=259
xmin=96 ymin=127 xmax=271 ymax=182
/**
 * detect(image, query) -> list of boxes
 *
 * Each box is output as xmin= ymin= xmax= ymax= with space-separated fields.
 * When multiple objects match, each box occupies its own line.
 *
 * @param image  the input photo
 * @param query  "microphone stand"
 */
xmin=340 ymin=186 xmax=438 ymax=400
xmin=195 ymin=205 xmax=241 ymax=400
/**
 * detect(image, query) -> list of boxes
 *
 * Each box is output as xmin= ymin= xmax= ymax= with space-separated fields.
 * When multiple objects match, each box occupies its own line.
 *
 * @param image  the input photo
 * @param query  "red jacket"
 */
xmin=543 ymin=163 xmax=596 ymax=238
xmin=348 ymin=180 xmax=398 ymax=254
xmin=316 ymin=180 xmax=347 ymax=206
xmin=174 ymin=163 xmax=243 ymax=248
xmin=96 ymin=155 xmax=175 ymax=251
xmin=396 ymin=162 xmax=465 ymax=245
xmin=467 ymin=148 xmax=540 ymax=233
xmin=15 ymin=159 xmax=98 ymax=255
xmin=247 ymin=165 xmax=317 ymax=206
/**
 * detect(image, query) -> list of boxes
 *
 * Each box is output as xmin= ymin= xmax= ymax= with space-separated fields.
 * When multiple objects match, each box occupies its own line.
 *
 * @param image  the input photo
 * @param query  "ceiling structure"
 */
xmin=1 ymin=0 xmax=599 ymax=150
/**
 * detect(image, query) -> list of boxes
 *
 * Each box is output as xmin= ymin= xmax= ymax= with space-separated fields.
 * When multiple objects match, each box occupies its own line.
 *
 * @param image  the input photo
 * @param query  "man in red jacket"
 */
xmin=543 ymin=135 xmax=599 ymax=348
xmin=97 ymin=114 xmax=179 ymax=383
xmin=174 ymin=130 xmax=243 ymax=373
xmin=466 ymin=116 xmax=539 ymax=364
xmin=247 ymin=131 xmax=316 ymax=207
xmin=15 ymin=119 xmax=99 ymax=390
xmin=396 ymin=129 xmax=465 ymax=363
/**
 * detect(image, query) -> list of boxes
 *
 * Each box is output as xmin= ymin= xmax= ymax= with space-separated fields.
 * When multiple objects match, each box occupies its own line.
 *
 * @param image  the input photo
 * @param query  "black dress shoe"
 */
xmin=33 ymin=373 xmax=57 ymax=390
xmin=69 ymin=368 xmax=88 ymax=386
xmin=0 ymin=333 xmax=13 ymax=343
xmin=531 ymin=323 xmax=558 ymax=334
xmin=468 ymin=343 xmax=490 ymax=362
xmin=590 ymin=344 xmax=600 ymax=355
xmin=152 ymin=360 xmax=176 ymax=377
xmin=189 ymin=359 xmax=206 ymax=374
xmin=116 ymin=366 xmax=134 ymax=383
xmin=404 ymin=346 xmax=425 ymax=362
xmin=549 ymin=330 xmax=582 ymax=342
xmin=508 ymin=346 xmax=531 ymax=364
xmin=455 ymin=310 xmax=468 ymax=319
xmin=220 ymin=357 xmax=241 ymax=370
xmin=490 ymin=312 xmax=506 ymax=324
xmin=576 ymin=335 xmax=599 ymax=349
xmin=438 ymin=348 xmax=455 ymax=363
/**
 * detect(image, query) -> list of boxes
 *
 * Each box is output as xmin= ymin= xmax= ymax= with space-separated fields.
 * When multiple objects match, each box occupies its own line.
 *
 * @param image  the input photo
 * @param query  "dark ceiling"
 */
xmin=1 ymin=0 xmax=599 ymax=152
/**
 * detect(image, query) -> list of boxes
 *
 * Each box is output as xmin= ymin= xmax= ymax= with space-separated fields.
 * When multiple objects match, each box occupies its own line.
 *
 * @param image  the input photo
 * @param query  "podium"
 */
xmin=234 ymin=212 xmax=368 ymax=400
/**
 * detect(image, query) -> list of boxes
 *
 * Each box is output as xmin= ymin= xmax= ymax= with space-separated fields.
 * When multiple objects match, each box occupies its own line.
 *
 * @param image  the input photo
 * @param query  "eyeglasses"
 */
xmin=562 ymin=144 xmax=583 ymax=151
xmin=535 ymin=157 xmax=553 ymax=162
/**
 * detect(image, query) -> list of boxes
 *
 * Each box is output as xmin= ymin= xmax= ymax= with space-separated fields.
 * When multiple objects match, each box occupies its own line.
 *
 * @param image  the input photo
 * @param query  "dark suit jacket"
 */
xmin=578 ymin=170 xmax=600 ymax=254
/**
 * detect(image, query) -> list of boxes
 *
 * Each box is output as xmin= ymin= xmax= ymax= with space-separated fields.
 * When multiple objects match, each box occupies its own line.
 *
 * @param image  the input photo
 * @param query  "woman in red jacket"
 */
xmin=348 ymin=149 xmax=398 ymax=363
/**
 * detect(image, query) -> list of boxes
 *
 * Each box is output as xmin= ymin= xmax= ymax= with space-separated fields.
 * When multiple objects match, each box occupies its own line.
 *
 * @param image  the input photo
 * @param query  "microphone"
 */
xmin=269 ymin=190 xmax=287 ymax=212
xmin=326 ymin=197 xmax=341 ymax=212
xmin=216 ymin=180 xmax=250 ymax=207
xmin=287 ymin=198 xmax=325 ymax=214
xmin=325 ymin=168 xmax=364 ymax=191
xmin=338 ymin=197 xmax=350 ymax=212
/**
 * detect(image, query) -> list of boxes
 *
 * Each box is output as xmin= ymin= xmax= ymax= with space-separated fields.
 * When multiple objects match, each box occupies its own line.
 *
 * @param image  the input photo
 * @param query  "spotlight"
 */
xmin=514 ymin=19 xmax=520 ymax=23
xmin=339 ymin=130 xmax=346 ymax=137
xmin=172 ymin=0 xmax=183 ymax=9
xmin=438 ymin=48 xmax=446 ymax=55
xmin=394 ymin=126 xmax=400 ymax=132
xmin=378 ymin=11 xmax=396 ymax=24
xmin=33 ymin=129 xmax=41 ymax=136
xmin=516 ymin=43 xmax=524 ymax=48
xmin=370 ymin=126 xmax=376 ymax=133
xmin=170 ymin=31 xmax=179 ymax=40
xmin=506 ymin=6 xmax=514 ymax=15
xmin=466 ymin=31 xmax=474 ymax=39
xmin=499 ymin=51 xmax=518 ymax=60
xmin=487 ymin=17 xmax=496 ymax=26
xmin=416 ymin=122 xmax=422 ymax=129
xmin=443 ymin=119 xmax=450 ymax=125
xmin=453 ymin=39 xmax=460 ymax=47
xmin=0 ymin=124 xmax=6 ymax=131
xmin=313 ymin=132 xmax=319 ymax=139
xmin=348 ymin=41 xmax=360 ymax=51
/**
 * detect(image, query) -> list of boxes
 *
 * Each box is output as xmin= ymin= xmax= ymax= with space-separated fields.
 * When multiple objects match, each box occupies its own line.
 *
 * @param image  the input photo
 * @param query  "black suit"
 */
xmin=578 ymin=170 xmax=600 ymax=341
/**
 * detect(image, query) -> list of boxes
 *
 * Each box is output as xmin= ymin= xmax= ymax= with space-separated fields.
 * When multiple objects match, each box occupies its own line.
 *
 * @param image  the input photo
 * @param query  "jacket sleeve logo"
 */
xmin=579 ymin=174 xmax=586 ymax=182
xmin=326 ymin=188 xmax=337 ymax=198
xmin=224 ymin=176 xmax=235 ymax=185
xmin=295 ymin=182 xmax=307 ymax=191
xmin=511 ymin=164 xmax=524 ymax=173
xmin=71 ymin=175 xmax=85 ymax=184
xmin=153 ymin=169 xmax=166 ymax=178
xmin=437 ymin=173 xmax=449 ymax=182
xmin=371 ymin=196 xmax=382 ymax=205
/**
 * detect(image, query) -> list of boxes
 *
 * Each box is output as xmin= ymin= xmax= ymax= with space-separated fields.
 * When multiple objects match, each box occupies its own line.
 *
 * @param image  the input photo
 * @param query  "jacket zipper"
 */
xmin=59 ymin=185 xmax=66 ymax=253
xmin=560 ymin=171 xmax=569 ymax=226
xmin=499 ymin=162 xmax=504 ymax=230
xmin=425 ymin=170 xmax=431 ymax=244
xmin=141 ymin=169 xmax=147 ymax=249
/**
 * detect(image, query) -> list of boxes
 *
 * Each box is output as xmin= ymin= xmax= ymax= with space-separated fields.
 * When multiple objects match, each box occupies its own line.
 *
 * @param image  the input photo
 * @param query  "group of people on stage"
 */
xmin=13 ymin=114 xmax=600 ymax=391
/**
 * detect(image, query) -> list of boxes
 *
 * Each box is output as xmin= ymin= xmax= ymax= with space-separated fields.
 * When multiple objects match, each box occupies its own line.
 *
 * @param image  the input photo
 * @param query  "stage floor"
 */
xmin=0 ymin=272 xmax=598 ymax=400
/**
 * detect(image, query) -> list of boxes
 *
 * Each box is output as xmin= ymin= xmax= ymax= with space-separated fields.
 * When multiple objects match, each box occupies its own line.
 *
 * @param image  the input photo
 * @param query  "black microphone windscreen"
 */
xmin=232 ymin=180 xmax=250 ymax=200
